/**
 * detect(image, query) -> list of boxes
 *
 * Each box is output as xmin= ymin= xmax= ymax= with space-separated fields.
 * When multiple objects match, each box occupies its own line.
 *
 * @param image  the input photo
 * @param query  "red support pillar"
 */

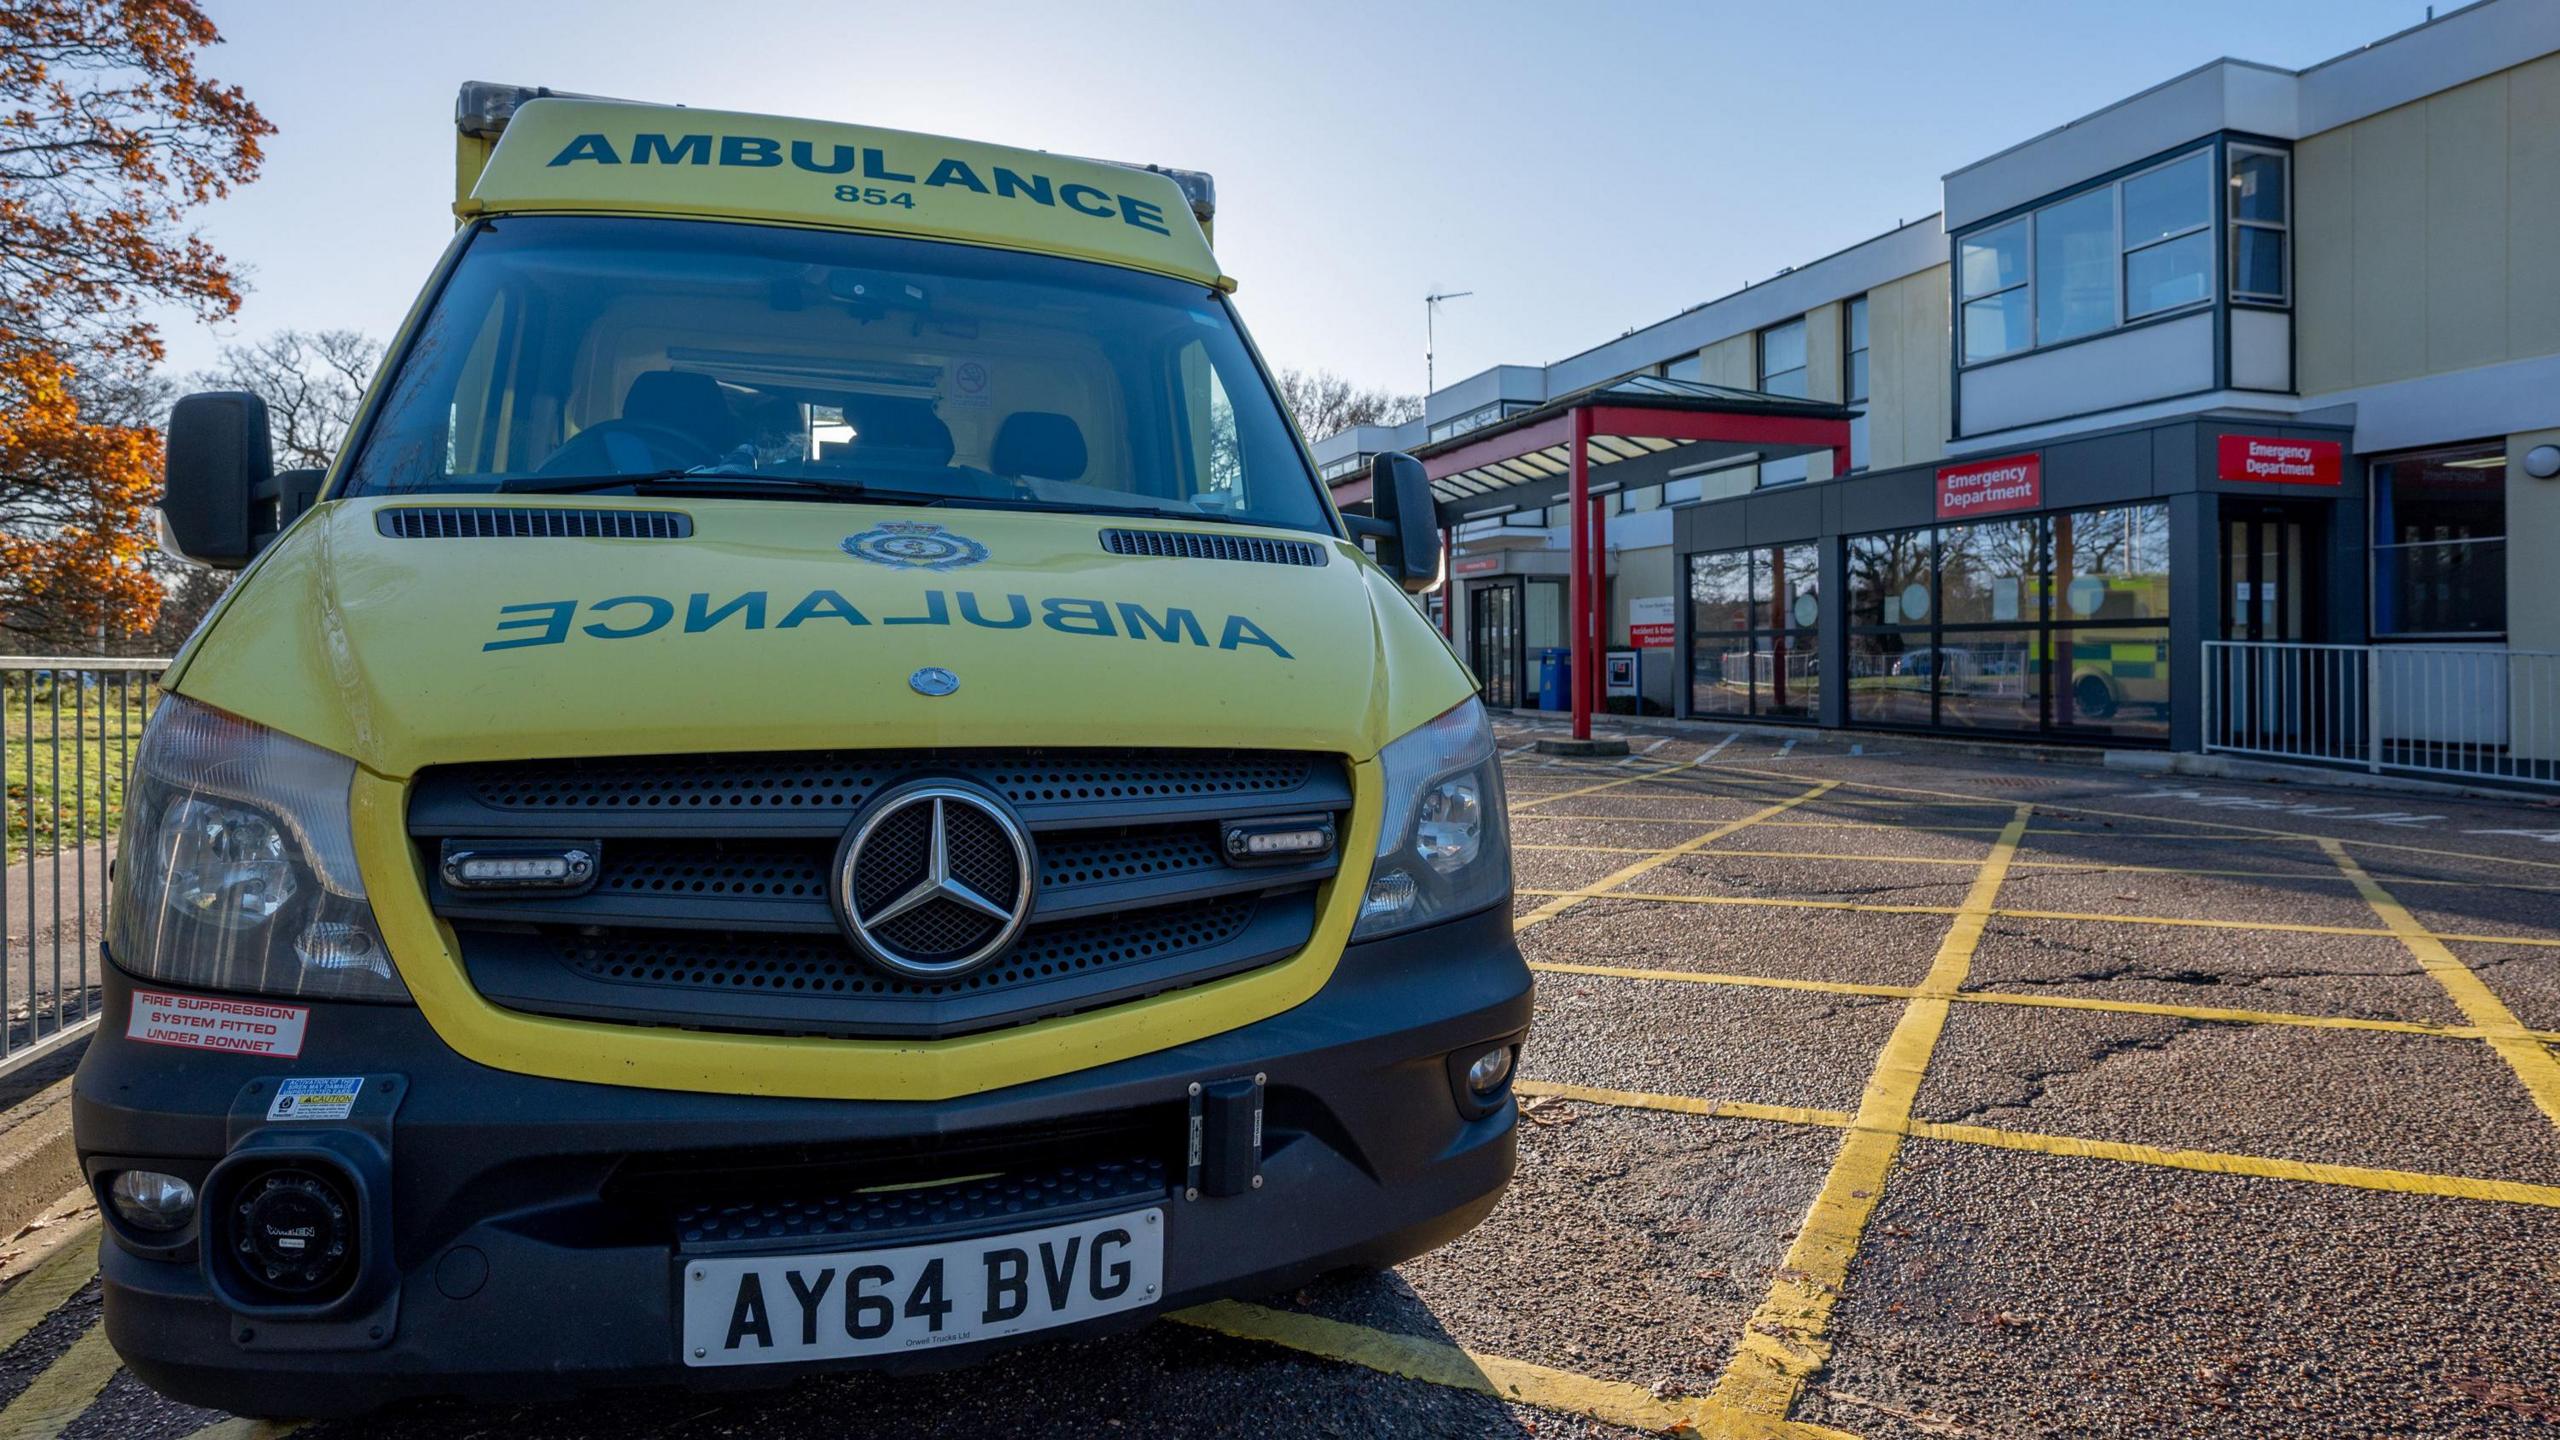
xmin=1439 ymin=528 xmax=1455 ymax=640
xmin=1576 ymin=481 xmax=1597 ymax=727
xmin=1567 ymin=406 xmax=1593 ymax=741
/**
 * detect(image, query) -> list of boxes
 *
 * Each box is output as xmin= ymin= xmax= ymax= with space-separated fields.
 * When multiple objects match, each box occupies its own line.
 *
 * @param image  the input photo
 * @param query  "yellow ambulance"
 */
xmin=76 ymin=82 xmax=1525 ymax=1415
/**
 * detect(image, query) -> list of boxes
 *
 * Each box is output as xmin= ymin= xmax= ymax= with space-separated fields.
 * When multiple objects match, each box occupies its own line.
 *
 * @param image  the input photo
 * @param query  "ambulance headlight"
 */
xmin=1354 ymin=698 xmax=1510 ymax=940
xmin=108 ymin=697 xmax=408 ymax=1003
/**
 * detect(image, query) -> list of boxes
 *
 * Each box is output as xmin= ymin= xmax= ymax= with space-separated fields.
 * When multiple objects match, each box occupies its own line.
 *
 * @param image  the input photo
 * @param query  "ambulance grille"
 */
xmin=1099 ymin=529 xmax=1328 ymax=566
xmin=377 ymin=507 xmax=692 ymax=540
xmin=408 ymin=749 xmax=1349 ymax=1040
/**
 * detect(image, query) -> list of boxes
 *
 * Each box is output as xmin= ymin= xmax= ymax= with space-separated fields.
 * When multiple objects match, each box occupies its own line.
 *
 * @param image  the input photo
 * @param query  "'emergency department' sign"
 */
xmin=1936 ymin=454 xmax=2042 ymax=520
xmin=2218 ymin=435 xmax=2343 ymax=487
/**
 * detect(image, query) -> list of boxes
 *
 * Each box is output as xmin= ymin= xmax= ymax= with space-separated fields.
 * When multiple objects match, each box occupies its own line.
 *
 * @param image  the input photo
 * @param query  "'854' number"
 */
xmin=835 ymin=186 xmax=916 ymax=209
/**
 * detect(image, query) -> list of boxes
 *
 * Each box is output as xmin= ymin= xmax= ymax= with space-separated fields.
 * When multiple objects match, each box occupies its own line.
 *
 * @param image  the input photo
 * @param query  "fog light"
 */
xmin=109 ymin=1170 xmax=197 ymax=1231
xmin=1465 ymin=1046 xmax=1514 ymax=1096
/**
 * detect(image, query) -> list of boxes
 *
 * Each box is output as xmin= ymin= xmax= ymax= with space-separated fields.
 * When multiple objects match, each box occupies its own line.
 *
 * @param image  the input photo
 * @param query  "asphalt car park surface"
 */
xmin=4 ymin=725 xmax=2558 ymax=1438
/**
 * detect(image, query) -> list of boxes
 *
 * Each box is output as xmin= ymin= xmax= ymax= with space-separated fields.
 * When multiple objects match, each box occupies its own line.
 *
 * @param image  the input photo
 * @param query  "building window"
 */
xmin=1957 ymin=144 xmax=2229 ymax=365
xmin=2034 ymin=188 xmax=2115 ymax=345
xmin=1843 ymin=296 xmax=1870 ymax=470
xmin=1959 ymin=220 xmax=2030 ymax=361
xmin=2372 ymin=445 xmax=2506 ymax=637
xmin=1843 ymin=502 xmax=2170 ymax=740
xmin=1759 ymin=318 xmax=1810 ymax=486
xmin=1500 ymin=505 xmax=1551 ymax=529
xmin=2229 ymin=146 xmax=2289 ymax=303
xmin=1689 ymin=543 xmax=1819 ymax=721
xmin=1664 ymin=352 xmax=1705 ymax=383
xmin=2121 ymin=150 xmax=2213 ymax=319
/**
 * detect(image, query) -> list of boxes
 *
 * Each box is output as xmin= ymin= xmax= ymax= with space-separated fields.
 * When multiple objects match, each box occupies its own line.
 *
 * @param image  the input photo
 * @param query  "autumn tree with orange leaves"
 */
xmin=0 ymin=0 xmax=269 ymax=650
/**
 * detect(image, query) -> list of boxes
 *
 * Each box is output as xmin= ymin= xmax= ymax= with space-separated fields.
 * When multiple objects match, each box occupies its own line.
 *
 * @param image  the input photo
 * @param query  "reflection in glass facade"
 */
xmin=1689 ymin=543 xmax=1819 ymax=720
xmin=1841 ymin=503 xmax=2170 ymax=740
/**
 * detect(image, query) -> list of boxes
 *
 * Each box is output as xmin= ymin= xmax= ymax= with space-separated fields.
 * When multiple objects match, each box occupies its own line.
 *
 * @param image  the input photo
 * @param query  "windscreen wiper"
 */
xmin=923 ymin=493 xmax=1267 ymax=528
xmin=499 ymin=469 xmax=938 ymax=504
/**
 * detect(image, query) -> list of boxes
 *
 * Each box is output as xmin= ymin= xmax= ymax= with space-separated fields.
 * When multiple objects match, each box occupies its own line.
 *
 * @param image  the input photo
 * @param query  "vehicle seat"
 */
xmin=840 ymin=396 xmax=956 ymax=468
xmin=991 ymin=411 xmax=1088 ymax=481
xmin=621 ymin=370 xmax=743 ymax=456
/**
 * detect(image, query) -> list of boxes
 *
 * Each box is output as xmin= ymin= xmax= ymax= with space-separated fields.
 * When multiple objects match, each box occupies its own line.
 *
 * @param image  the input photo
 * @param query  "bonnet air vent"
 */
xmin=1098 ymin=529 xmax=1328 ymax=567
xmin=378 ymin=507 xmax=692 ymax=540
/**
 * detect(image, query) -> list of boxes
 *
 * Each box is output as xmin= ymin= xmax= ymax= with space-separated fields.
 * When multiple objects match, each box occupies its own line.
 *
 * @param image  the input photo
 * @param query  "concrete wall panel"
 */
xmin=1865 ymin=264 xmax=1948 ymax=472
xmin=2294 ymin=128 xmax=2355 ymax=395
xmin=2509 ymin=54 xmax=2560 ymax=358
xmin=2298 ymin=55 xmax=2560 ymax=396
xmin=2349 ymin=101 xmax=2430 ymax=385
xmin=2424 ymin=74 xmax=2510 ymax=373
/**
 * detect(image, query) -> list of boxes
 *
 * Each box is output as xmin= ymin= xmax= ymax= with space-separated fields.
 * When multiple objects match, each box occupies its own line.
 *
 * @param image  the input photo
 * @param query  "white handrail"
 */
xmin=2202 ymin=640 xmax=2558 ymax=788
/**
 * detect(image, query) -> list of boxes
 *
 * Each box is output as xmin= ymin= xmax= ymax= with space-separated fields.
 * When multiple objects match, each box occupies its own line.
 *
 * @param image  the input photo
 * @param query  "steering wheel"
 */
xmin=534 ymin=419 xmax=724 ymax=477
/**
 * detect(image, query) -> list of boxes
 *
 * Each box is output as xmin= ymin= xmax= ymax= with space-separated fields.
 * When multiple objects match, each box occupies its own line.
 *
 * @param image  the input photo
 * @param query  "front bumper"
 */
xmin=74 ymin=904 xmax=1529 ymax=1418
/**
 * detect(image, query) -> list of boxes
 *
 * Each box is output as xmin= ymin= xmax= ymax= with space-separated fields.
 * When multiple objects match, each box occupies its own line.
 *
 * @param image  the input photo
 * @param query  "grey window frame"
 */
xmin=1958 ymin=220 xmax=2031 ymax=362
xmin=1955 ymin=144 xmax=2223 ymax=368
xmin=2368 ymin=443 xmax=2508 ymax=640
xmin=1758 ymin=317 xmax=1811 ymax=487
xmin=1843 ymin=295 xmax=1870 ymax=472
xmin=2119 ymin=150 xmax=2215 ymax=321
xmin=2227 ymin=144 xmax=2291 ymax=305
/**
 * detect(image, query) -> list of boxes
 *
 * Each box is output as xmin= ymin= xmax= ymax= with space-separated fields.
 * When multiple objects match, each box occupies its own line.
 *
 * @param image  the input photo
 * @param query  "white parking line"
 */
xmin=1693 ymin=733 xmax=1739 ymax=766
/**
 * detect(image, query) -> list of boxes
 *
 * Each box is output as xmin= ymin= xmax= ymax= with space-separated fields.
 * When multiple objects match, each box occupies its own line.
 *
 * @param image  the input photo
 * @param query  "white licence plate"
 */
xmin=680 ymin=1207 xmax=1165 ymax=1367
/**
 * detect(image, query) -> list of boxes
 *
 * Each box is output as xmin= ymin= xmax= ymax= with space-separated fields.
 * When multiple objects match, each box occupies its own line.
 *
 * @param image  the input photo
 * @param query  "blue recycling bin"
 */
xmin=1537 ymin=648 xmax=1570 ymax=711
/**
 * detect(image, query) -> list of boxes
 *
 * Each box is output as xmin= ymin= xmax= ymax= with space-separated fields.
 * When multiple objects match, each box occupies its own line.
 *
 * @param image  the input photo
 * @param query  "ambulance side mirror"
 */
xmin=1366 ymin=451 xmax=1443 ymax=595
xmin=162 ymin=391 xmax=288 ymax=570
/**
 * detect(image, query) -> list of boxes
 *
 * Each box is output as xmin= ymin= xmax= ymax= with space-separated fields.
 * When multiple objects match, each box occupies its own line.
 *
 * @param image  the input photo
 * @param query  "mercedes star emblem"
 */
xmin=833 ymin=782 xmax=1034 ymax=979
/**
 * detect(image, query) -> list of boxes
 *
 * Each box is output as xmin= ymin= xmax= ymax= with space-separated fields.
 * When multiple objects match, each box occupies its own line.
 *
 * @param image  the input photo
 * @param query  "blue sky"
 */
xmin=168 ymin=0 xmax=2448 ymax=398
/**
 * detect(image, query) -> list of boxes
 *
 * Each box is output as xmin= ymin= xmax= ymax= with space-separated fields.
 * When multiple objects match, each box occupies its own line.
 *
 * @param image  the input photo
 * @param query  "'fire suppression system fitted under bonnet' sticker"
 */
xmin=126 ymin=989 xmax=309 ymax=1058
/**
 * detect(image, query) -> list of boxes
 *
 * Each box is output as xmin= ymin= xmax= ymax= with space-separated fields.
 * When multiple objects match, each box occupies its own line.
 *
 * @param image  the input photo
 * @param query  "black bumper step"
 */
xmin=672 ymin=1155 xmax=1173 ymax=1255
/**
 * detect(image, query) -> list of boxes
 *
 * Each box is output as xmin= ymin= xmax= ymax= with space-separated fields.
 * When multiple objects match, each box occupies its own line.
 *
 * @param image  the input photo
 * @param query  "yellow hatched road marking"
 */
xmin=1710 ymin=803 xmax=2033 ymax=1422
xmin=1521 ymin=1079 xmax=2560 ymax=1211
xmin=1514 ymin=1080 xmax=1854 ymax=1130
xmin=1904 ymin=1120 xmax=2560 ymax=1208
xmin=1170 ymin=1300 xmax=1861 ymax=1439
xmin=1705 ymin=759 xmax=2560 ymax=875
xmin=1530 ymin=960 xmax=1915 ymax=1002
xmin=1509 ymin=761 xmax=1698 ymax=812
xmin=0 ymin=1230 xmax=98 ymax=1355
xmin=1524 ymin=841 xmax=2555 ymax=892
xmin=0 ymin=1324 xmax=119 ymax=1440
xmin=1518 ymin=886 xmax=2560 ymax=949
xmin=177 ymin=1420 xmax=305 ymax=1440
xmin=1517 ymin=813 xmax=1776 ymax=827
xmin=1514 ymin=783 xmax=1839 ymax=931
xmin=1950 ymin=986 xmax=2556 ymax=1041
xmin=2325 ymin=840 xmax=2560 ymax=1129
xmin=1525 ymin=958 xmax=2560 ymax=1043
xmin=1751 ymin=821 xmax=2018 ymax=834
xmin=1523 ymin=889 xmax=1957 ymax=919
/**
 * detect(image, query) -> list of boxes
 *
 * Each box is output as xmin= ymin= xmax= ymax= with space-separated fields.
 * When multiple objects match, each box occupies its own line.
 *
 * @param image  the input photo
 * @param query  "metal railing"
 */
xmin=0 ymin=657 xmax=169 ymax=1075
xmin=2202 ymin=640 xmax=2559 ymax=788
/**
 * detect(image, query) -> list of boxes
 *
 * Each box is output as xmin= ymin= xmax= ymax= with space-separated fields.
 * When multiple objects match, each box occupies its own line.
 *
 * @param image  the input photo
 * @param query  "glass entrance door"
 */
xmin=2217 ymin=503 xmax=2322 ymax=746
xmin=1468 ymin=580 xmax=1523 ymax=709
xmin=2222 ymin=506 xmax=2312 ymax=643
